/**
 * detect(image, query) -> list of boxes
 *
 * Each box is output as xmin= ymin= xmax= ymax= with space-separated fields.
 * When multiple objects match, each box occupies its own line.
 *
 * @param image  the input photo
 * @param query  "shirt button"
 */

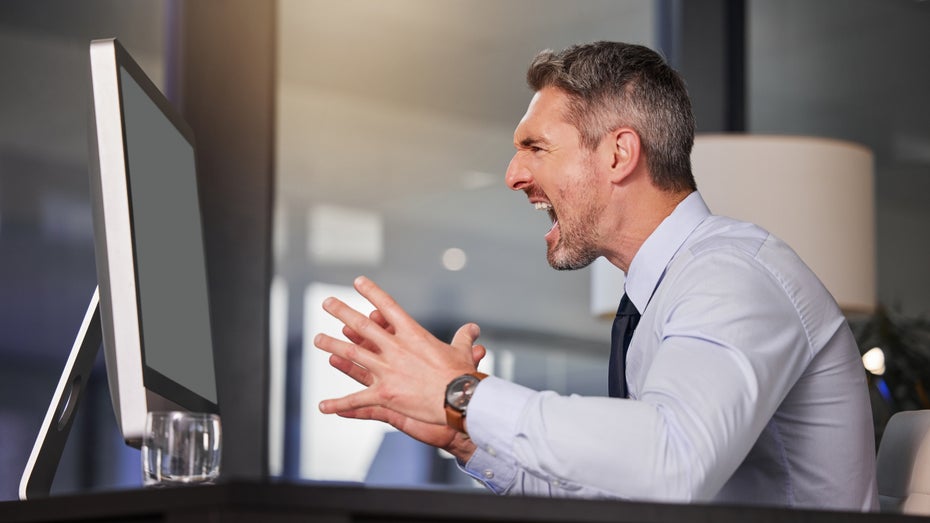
xmin=486 ymin=446 xmax=497 ymax=457
xmin=483 ymin=470 xmax=495 ymax=480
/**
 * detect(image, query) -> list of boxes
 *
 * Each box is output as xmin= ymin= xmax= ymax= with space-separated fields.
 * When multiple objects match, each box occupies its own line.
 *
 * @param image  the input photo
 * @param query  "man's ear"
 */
xmin=606 ymin=128 xmax=642 ymax=184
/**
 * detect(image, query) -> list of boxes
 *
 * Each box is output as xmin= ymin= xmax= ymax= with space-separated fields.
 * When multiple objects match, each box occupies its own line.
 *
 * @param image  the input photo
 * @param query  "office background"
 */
xmin=1 ymin=0 xmax=928 ymax=500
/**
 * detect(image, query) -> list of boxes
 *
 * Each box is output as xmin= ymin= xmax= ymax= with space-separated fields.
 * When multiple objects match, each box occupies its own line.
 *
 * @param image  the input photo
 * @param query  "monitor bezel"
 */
xmin=87 ymin=38 xmax=219 ymax=448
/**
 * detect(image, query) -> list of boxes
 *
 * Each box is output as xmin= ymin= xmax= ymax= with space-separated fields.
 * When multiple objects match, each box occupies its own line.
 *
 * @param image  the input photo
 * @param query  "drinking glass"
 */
xmin=141 ymin=411 xmax=221 ymax=487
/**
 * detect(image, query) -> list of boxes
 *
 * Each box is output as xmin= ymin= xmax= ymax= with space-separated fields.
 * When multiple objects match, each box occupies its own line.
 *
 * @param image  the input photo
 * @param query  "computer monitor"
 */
xmin=20 ymin=38 xmax=219 ymax=499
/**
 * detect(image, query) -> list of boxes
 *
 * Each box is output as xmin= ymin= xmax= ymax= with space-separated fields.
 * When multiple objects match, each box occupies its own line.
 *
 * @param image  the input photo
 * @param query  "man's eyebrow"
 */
xmin=518 ymin=136 xmax=549 ymax=148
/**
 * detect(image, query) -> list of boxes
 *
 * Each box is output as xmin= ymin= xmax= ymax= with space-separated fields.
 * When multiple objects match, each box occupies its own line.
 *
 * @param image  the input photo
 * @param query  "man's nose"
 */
xmin=505 ymin=153 xmax=531 ymax=191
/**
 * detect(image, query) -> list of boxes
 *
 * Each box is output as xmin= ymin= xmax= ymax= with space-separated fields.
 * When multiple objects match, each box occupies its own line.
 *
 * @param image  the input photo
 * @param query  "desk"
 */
xmin=0 ymin=481 xmax=920 ymax=523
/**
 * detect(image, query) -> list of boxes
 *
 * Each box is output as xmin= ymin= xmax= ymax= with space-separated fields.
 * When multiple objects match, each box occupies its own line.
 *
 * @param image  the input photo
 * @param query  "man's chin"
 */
xmin=547 ymin=247 xmax=598 ymax=271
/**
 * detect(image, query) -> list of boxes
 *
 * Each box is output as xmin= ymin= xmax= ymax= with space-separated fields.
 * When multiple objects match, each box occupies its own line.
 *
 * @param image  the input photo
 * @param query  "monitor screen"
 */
xmin=118 ymin=65 xmax=216 ymax=406
xmin=89 ymin=38 xmax=219 ymax=445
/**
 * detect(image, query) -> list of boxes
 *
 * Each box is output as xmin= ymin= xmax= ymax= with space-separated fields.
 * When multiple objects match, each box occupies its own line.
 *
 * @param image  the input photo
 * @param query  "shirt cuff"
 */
xmin=460 ymin=376 xmax=536 ymax=492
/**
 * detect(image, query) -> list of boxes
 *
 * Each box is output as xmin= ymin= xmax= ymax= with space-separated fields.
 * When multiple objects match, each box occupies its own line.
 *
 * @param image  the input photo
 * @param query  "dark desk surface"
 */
xmin=0 ymin=481 xmax=922 ymax=523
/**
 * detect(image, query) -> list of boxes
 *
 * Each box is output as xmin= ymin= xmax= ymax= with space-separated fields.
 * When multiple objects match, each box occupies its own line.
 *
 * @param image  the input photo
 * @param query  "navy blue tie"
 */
xmin=608 ymin=294 xmax=640 ymax=398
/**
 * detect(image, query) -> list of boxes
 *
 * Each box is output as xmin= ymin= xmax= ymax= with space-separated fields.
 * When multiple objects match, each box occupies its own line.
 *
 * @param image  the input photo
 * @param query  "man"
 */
xmin=313 ymin=42 xmax=878 ymax=510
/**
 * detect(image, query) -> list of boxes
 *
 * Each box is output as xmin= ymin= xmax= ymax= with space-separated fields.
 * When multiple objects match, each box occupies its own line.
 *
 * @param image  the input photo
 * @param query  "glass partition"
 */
xmin=272 ymin=0 xmax=658 ymax=486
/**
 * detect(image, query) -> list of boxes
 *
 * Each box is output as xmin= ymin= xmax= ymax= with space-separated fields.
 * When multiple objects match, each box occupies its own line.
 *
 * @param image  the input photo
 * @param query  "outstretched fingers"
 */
xmin=352 ymin=276 xmax=416 ymax=333
xmin=329 ymin=354 xmax=373 ymax=387
xmin=451 ymin=322 xmax=486 ymax=367
xmin=334 ymin=405 xmax=390 ymax=423
xmin=318 ymin=388 xmax=380 ymax=415
xmin=472 ymin=344 xmax=487 ymax=366
xmin=342 ymin=325 xmax=379 ymax=353
xmin=370 ymin=309 xmax=396 ymax=334
xmin=451 ymin=322 xmax=481 ymax=349
xmin=342 ymin=308 xmax=395 ymax=353
xmin=321 ymin=296 xmax=393 ymax=352
xmin=314 ymin=331 xmax=380 ymax=371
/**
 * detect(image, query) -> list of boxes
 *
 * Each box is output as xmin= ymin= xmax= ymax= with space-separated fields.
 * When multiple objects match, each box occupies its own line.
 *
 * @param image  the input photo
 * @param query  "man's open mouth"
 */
xmin=534 ymin=201 xmax=559 ymax=236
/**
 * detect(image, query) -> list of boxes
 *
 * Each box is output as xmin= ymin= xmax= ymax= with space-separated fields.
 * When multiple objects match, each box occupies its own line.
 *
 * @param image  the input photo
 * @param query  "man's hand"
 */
xmin=314 ymin=276 xmax=484 ymax=454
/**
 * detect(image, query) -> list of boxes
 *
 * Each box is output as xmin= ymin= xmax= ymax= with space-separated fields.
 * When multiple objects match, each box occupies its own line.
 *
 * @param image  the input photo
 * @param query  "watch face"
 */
xmin=446 ymin=374 xmax=480 ymax=411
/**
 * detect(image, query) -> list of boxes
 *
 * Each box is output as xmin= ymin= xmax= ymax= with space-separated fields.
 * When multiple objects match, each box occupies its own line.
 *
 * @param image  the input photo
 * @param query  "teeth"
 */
xmin=534 ymin=202 xmax=553 ymax=211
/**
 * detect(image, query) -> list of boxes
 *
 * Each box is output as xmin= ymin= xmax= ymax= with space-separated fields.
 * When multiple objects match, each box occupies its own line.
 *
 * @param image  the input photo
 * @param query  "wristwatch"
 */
xmin=444 ymin=372 xmax=488 ymax=433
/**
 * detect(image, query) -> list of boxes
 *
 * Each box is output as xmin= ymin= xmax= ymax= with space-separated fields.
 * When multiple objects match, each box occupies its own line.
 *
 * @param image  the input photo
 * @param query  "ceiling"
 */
xmin=278 ymin=0 xmax=654 ymax=128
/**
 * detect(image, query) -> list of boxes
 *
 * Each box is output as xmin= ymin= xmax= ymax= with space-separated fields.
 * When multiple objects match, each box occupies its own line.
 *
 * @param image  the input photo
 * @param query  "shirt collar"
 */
xmin=625 ymin=191 xmax=711 ymax=312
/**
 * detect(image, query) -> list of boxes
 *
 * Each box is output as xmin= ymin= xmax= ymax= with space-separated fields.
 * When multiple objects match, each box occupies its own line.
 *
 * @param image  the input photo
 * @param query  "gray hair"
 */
xmin=527 ymin=41 xmax=696 ymax=193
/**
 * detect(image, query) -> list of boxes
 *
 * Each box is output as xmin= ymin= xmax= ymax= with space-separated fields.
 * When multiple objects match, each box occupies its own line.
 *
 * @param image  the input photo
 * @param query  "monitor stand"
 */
xmin=19 ymin=288 xmax=102 ymax=500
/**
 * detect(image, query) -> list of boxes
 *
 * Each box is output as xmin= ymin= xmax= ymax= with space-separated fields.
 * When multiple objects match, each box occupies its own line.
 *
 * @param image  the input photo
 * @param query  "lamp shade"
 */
xmin=591 ymin=134 xmax=876 ymax=317
xmin=693 ymin=134 xmax=876 ymax=313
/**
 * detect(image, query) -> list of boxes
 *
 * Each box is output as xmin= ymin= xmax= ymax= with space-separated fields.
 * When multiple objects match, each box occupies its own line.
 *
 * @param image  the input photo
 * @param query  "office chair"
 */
xmin=876 ymin=410 xmax=930 ymax=514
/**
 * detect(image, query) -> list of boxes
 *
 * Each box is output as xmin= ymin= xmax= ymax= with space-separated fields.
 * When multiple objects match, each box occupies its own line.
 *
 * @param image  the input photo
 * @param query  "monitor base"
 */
xmin=19 ymin=288 xmax=101 ymax=500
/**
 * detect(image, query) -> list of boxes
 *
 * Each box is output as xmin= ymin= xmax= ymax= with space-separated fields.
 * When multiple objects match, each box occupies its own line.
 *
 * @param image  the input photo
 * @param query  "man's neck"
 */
xmin=602 ymin=189 xmax=692 ymax=273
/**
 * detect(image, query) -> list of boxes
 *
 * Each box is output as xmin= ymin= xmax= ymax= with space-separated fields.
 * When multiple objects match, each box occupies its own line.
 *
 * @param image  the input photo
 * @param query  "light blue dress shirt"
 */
xmin=463 ymin=191 xmax=878 ymax=510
